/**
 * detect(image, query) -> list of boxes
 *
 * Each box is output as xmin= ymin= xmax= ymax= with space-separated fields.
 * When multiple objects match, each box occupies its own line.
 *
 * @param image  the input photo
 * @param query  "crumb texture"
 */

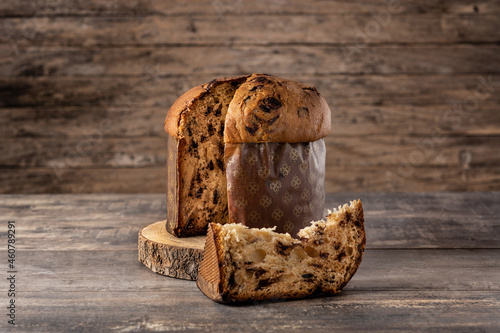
xmin=173 ymin=81 xmax=242 ymax=236
xmin=165 ymin=74 xmax=331 ymax=237
xmin=197 ymin=200 xmax=366 ymax=303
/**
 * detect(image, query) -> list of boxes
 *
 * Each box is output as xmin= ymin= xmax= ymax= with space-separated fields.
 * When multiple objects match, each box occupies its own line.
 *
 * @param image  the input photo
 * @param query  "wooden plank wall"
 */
xmin=1 ymin=0 xmax=499 ymax=193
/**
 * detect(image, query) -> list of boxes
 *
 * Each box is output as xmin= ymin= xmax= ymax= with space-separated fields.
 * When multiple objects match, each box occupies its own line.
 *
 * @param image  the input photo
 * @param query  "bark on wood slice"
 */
xmin=138 ymin=221 xmax=205 ymax=280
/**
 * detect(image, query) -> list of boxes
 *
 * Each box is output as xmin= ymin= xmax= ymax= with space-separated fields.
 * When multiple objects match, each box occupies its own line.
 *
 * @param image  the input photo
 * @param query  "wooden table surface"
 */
xmin=1 ymin=192 xmax=499 ymax=332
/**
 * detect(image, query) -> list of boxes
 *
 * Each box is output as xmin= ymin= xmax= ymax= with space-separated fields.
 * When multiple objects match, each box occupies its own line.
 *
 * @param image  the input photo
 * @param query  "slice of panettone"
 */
xmin=197 ymin=200 xmax=366 ymax=303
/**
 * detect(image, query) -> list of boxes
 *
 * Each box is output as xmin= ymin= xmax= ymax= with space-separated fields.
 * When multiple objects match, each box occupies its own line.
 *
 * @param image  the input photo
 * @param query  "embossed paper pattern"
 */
xmin=225 ymin=140 xmax=326 ymax=236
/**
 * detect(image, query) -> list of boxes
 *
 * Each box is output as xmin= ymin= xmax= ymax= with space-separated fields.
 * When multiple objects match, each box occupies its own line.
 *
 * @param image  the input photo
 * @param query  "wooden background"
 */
xmin=1 ymin=0 xmax=499 ymax=193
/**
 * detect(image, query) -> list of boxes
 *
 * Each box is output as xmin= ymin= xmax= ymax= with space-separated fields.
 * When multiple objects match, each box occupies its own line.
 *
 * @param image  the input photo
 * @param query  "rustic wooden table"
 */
xmin=1 ymin=192 xmax=499 ymax=332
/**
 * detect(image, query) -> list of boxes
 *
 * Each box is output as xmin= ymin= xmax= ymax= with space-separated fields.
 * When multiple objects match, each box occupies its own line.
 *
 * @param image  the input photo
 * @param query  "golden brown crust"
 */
xmin=164 ymin=85 xmax=204 ymax=138
xmin=196 ymin=223 xmax=224 ymax=302
xmin=197 ymin=200 xmax=365 ymax=303
xmin=164 ymin=74 xmax=331 ymax=238
xmin=224 ymin=73 xmax=331 ymax=143
xmin=164 ymin=75 xmax=249 ymax=138
xmin=165 ymin=74 xmax=331 ymax=142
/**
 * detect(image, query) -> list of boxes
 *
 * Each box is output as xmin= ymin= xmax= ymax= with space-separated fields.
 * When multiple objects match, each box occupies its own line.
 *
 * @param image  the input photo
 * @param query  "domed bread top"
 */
xmin=164 ymin=75 xmax=249 ymax=138
xmin=164 ymin=74 xmax=331 ymax=142
xmin=224 ymin=73 xmax=331 ymax=143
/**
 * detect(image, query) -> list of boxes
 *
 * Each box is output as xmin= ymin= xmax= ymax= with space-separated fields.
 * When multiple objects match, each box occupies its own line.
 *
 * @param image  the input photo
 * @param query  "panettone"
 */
xmin=165 ymin=74 xmax=331 ymax=237
xmin=197 ymin=200 xmax=366 ymax=303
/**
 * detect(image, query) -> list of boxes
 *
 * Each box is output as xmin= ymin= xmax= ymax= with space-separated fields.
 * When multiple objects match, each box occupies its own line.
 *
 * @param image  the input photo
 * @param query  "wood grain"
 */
xmin=2 ymin=45 xmax=500 ymax=76
xmin=138 ymin=221 xmax=205 ymax=280
xmin=1 ymin=0 xmax=499 ymax=326
xmin=3 ymin=105 xmax=500 ymax=138
xmin=13 ymin=249 xmax=500 ymax=292
xmin=2 ymin=135 xmax=499 ymax=168
xmin=0 ymin=167 xmax=166 ymax=193
xmin=324 ymin=165 xmax=500 ymax=192
xmin=2 ymin=14 xmax=499 ymax=47
xmin=2 ymin=0 xmax=500 ymax=16
xmin=12 ymin=291 xmax=500 ymax=332
xmin=0 ymin=193 xmax=498 ymax=331
xmin=2 ymin=165 xmax=500 ymax=193
xmin=1 ymin=0 xmax=499 ymax=194
xmin=1 ymin=193 xmax=498 ymax=250
xmin=2 ymin=75 xmax=500 ymax=107
xmin=1 ymin=132 xmax=499 ymax=193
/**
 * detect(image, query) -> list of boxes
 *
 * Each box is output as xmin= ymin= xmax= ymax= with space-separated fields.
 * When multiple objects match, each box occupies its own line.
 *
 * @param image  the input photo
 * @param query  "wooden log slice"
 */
xmin=138 ymin=221 xmax=205 ymax=280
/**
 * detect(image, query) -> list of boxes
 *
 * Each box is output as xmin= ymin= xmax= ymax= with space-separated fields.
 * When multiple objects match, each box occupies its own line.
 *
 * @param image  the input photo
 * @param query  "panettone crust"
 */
xmin=225 ymin=73 xmax=331 ymax=143
xmin=197 ymin=200 xmax=366 ymax=303
xmin=165 ymin=73 xmax=331 ymax=143
xmin=164 ymin=74 xmax=331 ymax=237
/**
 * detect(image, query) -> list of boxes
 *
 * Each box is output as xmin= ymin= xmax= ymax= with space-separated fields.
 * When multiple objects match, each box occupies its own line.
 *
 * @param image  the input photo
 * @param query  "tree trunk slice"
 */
xmin=138 ymin=221 xmax=205 ymax=280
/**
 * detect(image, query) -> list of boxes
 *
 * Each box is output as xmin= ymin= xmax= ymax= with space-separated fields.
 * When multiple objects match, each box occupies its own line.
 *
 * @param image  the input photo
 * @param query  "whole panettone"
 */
xmin=165 ymin=74 xmax=331 ymax=237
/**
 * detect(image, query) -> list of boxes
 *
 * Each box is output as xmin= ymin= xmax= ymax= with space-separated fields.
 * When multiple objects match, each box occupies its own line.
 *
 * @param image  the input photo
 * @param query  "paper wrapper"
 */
xmin=225 ymin=140 xmax=326 ymax=236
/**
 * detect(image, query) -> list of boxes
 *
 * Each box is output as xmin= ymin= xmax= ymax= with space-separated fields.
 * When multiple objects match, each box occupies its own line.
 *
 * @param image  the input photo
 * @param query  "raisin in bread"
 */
xmin=165 ymin=76 xmax=247 ymax=237
xmin=197 ymin=200 xmax=365 ymax=303
xmin=165 ymin=74 xmax=331 ymax=237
